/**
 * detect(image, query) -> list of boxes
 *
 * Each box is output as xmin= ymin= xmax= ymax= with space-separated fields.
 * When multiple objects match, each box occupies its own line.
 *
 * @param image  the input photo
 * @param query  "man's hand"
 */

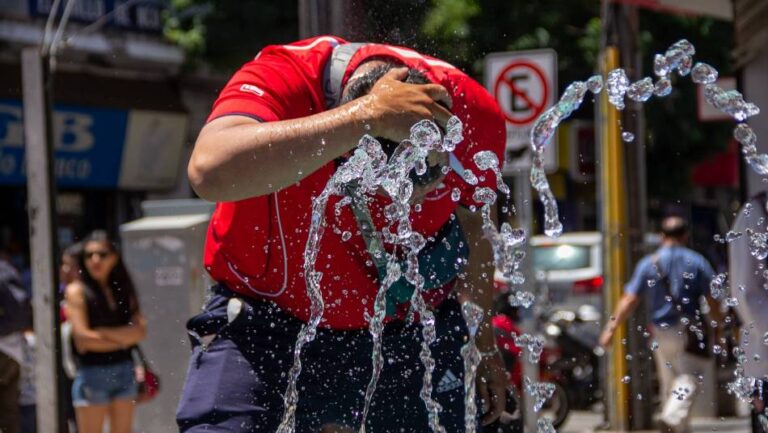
xmin=599 ymin=326 xmax=615 ymax=348
xmin=364 ymin=67 xmax=453 ymax=143
xmin=477 ymin=353 xmax=508 ymax=425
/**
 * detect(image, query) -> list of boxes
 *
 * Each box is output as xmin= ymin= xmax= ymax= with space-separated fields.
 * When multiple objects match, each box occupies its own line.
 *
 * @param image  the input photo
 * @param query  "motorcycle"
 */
xmin=485 ymin=302 xmax=603 ymax=432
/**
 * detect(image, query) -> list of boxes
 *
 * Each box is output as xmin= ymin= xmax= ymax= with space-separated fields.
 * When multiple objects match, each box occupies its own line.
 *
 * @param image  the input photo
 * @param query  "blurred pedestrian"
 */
xmin=61 ymin=242 xmax=82 ymax=288
xmin=178 ymin=35 xmax=507 ymax=432
xmin=64 ymin=230 xmax=146 ymax=433
xmin=599 ymin=216 xmax=723 ymax=433
xmin=0 ymin=247 xmax=32 ymax=433
xmin=728 ymin=193 xmax=768 ymax=433
xmin=60 ymin=242 xmax=82 ymax=433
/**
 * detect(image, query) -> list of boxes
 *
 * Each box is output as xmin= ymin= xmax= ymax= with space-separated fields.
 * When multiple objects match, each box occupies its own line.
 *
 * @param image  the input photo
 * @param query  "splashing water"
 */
xmin=530 ymin=39 xmax=763 ymax=240
xmin=508 ymin=290 xmax=536 ymax=308
xmin=747 ymin=228 xmax=768 ymax=260
xmin=515 ymin=333 xmax=545 ymax=363
xmin=474 ymin=151 xmax=510 ymax=197
xmin=529 ymin=81 xmax=588 ymax=237
xmin=709 ymin=273 xmax=728 ymax=300
xmin=621 ymin=131 xmax=635 ymax=143
xmin=278 ymin=117 xmax=471 ymax=433
xmin=538 ymin=417 xmax=556 ymax=433
xmin=460 ymin=302 xmax=485 ymax=433
xmin=524 ymin=376 xmax=556 ymax=412
xmin=586 ymin=75 xmax=603 ymax=94
xmin=606 ymin=69 xmax=630 ymax=110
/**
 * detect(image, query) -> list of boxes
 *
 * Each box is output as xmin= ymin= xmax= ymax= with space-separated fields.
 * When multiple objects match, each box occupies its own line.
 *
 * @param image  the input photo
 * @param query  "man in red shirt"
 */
xmin=176 ymin=35 xmax=508 ymax=433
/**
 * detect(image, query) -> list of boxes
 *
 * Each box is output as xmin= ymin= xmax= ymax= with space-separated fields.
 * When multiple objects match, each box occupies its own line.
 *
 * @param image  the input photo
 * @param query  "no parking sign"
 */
xmin=484 ymin=49 xmax=557 ymax=174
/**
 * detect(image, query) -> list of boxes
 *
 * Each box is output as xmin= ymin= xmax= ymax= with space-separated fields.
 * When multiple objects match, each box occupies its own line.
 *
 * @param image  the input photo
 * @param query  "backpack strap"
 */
xmin=323 ymin=42 xmax=367 ymax=109
xmin=344 ymin=182 xmax=468 ymax=317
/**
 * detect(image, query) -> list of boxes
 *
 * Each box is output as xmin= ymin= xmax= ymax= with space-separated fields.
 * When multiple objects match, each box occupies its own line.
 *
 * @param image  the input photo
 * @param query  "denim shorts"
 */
xmin=72 ymin=360 xmax=138 ymax=406
xmin=176 ymin=284 xmax=473 ymax=433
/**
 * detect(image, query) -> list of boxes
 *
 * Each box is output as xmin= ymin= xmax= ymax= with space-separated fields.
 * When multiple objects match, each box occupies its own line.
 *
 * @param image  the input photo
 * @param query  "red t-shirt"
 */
xmin=203 ymin=35 xmax=506 ymax=330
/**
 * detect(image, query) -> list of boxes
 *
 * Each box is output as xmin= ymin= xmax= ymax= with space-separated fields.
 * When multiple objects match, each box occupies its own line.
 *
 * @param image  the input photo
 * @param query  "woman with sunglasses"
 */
xmin=64 ymin=230 xmax=146 ymax=433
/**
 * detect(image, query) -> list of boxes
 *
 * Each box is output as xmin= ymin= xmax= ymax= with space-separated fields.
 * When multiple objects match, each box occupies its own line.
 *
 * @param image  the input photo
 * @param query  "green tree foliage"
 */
xmin=164 ymin=0 xmax=298 ymax=71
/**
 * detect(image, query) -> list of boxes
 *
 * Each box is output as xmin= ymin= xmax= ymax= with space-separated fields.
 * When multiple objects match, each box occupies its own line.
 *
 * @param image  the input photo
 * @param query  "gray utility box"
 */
xmin=120 ymin=199 xmax=214 ymax=433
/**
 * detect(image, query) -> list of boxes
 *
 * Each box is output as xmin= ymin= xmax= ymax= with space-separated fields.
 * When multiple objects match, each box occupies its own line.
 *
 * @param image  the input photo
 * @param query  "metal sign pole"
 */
xmin=515 ymin=172 xmax=539 ymax=433
xmin=22 ymin=47 xmax=64 ymax=433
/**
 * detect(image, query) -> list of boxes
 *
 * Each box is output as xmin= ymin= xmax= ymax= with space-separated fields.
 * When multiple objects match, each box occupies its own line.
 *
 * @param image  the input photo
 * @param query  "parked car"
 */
xmin=495 ymin=231 xmax=603 ymax=311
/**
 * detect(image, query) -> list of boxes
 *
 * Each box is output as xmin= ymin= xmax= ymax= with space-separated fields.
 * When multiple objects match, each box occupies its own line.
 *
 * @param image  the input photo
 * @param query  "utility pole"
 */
xmin=22 ymin=46 xmax=64 ymax=433
xmin=599 ymin=1 xmax=651 ymax=430
xmin=617 ymin=4 xmax=653 ymax=430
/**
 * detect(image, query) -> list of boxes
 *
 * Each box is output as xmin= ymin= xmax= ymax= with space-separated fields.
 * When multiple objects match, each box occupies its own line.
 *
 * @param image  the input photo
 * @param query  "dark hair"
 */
xmin=341 ymin=60 xmax=448 ymax=186
xmin=77 ymin=230 xmax=139 ymax=315
xmin=660 ymin=216 xmax=688 ymax=239
xmin=63 ymin=241 xmax=82 ymax=259
xmin=340 ymin=59 xmax=431 ymax=106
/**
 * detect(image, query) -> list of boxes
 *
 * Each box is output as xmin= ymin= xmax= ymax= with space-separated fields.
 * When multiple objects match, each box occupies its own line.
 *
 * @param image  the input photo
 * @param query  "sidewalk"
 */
xmin=559 ymin=410 xmax=750 ymax=433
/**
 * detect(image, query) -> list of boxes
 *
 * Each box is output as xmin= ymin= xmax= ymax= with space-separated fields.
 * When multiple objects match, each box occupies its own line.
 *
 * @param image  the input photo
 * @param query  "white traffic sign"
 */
xmin=484 ymin=49 xmax=558 ymax=174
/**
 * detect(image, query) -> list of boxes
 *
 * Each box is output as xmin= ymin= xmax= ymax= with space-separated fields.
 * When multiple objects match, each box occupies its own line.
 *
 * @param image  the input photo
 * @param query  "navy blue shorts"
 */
xmin=176 ymin=285 xmax=473 ymax=433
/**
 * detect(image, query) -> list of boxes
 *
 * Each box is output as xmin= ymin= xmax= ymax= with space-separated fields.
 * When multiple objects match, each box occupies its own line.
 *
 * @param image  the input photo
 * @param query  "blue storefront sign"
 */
xmin=28 ymin=0 xmax=166 ymax=34
xmin=0 ymin=99 xmax=128 ymax=188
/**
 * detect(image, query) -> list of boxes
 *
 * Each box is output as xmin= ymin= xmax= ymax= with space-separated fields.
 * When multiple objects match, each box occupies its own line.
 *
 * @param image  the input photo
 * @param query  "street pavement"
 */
xmin=558 ymin=410 xmax=751 ymax=433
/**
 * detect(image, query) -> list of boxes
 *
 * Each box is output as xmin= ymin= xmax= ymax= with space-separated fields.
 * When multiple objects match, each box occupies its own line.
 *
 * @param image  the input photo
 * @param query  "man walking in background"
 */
xmin=600 ymin=216 xmax=722 ymax=433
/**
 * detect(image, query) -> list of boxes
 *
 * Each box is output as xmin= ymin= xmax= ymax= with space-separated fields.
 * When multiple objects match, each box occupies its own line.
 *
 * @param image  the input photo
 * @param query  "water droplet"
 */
xmin=691 ymin=62 xmax=718 ymax=84
xmin=587 ymin=75 xmax=603 ymax=93
xmin=710 ymin=273 xmax=728 ymax=300
xmin=763 ymin=332 xmax=768 ymax=345
xmin=622 ymin=376 xmax=631 ymax=384
xmin=451 ymin=188 xmax=461 ymax=202
xmin=653 ymin=77 xmax=672 ymax=97
xmin=341 ymin=231 xmax=352 ymax=242
xmin=606 ymin=69 xmax=630 ymax=110
xmin=627 ymin=77 xmax=654 ymax=102
xmin=472 ymin=187 xmax=497 ymax=206
xmin=508 ymin=290 xmax=535 ymax=308
xmin=622 ymin=131 xmax=635 ymax=142
xmin=537 ymin=417 xmax=556 ymax=433
xmin=653 ymin=54 xmax=670 ymax=77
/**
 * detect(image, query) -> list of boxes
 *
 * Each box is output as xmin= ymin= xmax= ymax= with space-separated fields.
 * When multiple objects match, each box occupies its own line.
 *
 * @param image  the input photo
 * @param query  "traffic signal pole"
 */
xmin=598 ymin=45 xmax=631 ymax=432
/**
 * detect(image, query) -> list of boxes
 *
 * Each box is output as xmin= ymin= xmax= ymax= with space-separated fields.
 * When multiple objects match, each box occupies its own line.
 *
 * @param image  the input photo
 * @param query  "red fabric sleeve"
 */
xmin=444 ymin=76 xmax=507 ymax=208
xmin=207 ymin=50 xmax=315 ymax=123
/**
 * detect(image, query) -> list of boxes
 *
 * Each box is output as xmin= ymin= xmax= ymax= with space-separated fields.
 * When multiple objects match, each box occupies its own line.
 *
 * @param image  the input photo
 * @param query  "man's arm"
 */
xmin=598 ymin=292 xmax=640 ymax=347
xmin=188 ymin=68 xmax=453 ymax=202
xmin=455 ymin=204 xmax=507 ymax=426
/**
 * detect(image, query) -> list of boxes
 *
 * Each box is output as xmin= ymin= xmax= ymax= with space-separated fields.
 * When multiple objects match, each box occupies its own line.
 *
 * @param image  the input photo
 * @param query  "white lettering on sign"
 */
xmin=55 ymin=158 xmax=92 ymax=180
xmin=0 ymin=103 xmax=95 ymax=152
xmin=55 ymin=112 xmax=95 ymax=152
